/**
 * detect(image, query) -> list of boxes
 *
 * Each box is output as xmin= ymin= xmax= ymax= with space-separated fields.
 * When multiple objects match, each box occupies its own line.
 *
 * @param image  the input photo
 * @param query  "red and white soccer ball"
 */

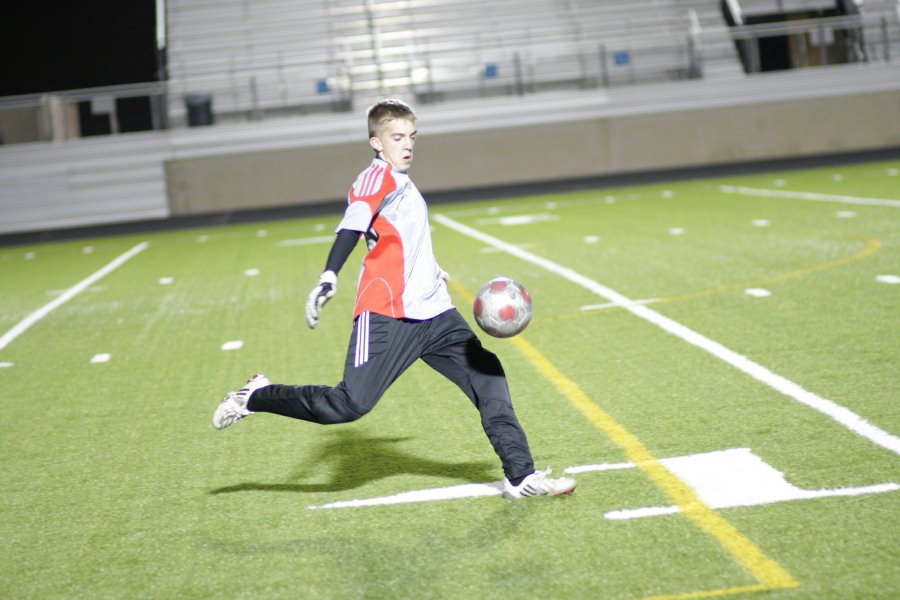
xmin=473 ymin=277 xmax=533 ymax=338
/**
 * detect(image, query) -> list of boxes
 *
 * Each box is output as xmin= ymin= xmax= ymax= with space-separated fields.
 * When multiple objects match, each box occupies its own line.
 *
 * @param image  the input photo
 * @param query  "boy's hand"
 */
xmin=305 ymin=271 xmax=337 ymax=328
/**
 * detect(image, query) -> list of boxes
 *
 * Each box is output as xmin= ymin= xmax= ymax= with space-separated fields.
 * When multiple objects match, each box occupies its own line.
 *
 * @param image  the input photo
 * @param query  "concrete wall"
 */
xmin=0 ymin=107 xmax=43 ymax=145
xmin=164 ymin=88 xmax=900 ymax=215
xmin=3 ymin=64 xmax=899 ymax=236
xmin=165 ymin=142 xmax=365 ymax=215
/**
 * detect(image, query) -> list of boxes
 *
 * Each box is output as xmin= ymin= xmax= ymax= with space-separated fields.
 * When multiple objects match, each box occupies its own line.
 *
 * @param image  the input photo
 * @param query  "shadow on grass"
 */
xmin=208 ymin=428 xmax=496 ymax=495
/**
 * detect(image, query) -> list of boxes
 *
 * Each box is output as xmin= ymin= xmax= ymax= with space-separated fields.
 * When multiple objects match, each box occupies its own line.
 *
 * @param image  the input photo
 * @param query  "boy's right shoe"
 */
xmin=503 ymin=467 xmax=576 ymax=499
xmin=212 ymin=373 xmax=270 ymax=430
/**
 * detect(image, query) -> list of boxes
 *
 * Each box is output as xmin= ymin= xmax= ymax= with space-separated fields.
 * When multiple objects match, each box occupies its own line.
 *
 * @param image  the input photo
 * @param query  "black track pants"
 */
xmin=248 ymin=308 xmax=535 ymax=480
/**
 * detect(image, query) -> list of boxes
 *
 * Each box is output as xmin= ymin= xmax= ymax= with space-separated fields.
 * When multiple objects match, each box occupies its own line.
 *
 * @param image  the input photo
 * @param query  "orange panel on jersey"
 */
xmin=354 ymin=214 xmax=405 ymax=319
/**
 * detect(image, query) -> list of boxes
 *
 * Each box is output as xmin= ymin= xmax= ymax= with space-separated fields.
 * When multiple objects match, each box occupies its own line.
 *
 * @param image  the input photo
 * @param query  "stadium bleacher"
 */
xmin=1 ymin=0 xmax=899 ymax=238
xmin=165 ymin=0 xmax=715 ymax=123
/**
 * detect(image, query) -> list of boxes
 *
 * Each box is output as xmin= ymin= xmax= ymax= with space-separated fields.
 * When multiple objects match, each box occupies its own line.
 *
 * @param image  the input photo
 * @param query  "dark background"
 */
xmin=0 ymin=1 xmax=159 ymax=96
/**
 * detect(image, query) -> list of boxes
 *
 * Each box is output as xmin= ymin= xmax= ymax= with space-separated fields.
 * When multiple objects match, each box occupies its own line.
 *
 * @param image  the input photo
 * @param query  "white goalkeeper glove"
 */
xmin=305 ymin=270 xmax=337 ymax=329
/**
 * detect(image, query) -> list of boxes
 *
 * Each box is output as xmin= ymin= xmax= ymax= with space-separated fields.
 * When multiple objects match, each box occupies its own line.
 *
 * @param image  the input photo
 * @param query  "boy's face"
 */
xmin=370 ymin=118 xmax=416 ymax=171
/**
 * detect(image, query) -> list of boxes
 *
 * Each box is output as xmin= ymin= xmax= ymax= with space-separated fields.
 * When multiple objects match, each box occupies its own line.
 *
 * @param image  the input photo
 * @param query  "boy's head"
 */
xmin=367 ymin=99 xmax=418 ymax=171
xmin=367 ymin=99 xmax=416 ymax=138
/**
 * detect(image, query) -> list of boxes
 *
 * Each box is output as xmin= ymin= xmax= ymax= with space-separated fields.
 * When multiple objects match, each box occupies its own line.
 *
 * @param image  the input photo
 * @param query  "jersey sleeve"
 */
xmin=336 ymin=201 xmax=373 ymax=233
xmin=336 ymin=161 xmax=397 ymax=233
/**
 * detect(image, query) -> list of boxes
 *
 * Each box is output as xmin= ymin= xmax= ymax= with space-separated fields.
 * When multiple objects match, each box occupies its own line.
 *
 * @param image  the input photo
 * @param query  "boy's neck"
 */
xmin=375 ymin=155 xmax=407 ymax=174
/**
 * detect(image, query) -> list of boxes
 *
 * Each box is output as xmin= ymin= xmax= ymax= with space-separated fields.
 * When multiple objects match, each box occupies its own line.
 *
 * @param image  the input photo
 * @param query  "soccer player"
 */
xmin=213 ymin=99 xmax=575 ymax=500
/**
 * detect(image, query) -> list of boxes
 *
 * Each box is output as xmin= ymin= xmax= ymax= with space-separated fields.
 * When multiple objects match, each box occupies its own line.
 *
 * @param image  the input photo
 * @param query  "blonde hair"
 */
xmin=367 ymin=99 xmax=417 ymax=138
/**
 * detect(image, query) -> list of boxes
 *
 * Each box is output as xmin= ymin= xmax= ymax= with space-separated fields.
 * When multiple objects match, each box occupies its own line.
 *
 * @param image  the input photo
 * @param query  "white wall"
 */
xmin=1 ymin=62 xmax=898 ymax=237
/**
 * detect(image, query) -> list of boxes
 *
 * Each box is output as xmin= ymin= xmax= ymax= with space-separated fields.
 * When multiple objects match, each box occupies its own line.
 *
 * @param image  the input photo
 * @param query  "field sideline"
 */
xmin=1 ymin=159 xmax=898 ymax=598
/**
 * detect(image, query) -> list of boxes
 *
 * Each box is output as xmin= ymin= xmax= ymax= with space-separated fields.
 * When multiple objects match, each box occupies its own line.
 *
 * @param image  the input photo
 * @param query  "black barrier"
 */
xmin=185 ymin=92 xmax=214 ymax=127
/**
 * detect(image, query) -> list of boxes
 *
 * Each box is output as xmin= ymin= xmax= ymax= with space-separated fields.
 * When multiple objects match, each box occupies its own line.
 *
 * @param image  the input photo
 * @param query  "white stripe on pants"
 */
xmin=355 ymin=311 xmax=370 ymax=367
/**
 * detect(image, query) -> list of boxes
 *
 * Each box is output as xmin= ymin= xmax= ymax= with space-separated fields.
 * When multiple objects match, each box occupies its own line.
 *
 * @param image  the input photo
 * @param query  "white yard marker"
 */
xmin=159 ymin=277 xmax=174 ymax=285
xmin=580 ymin=298 xmax=657 ymax=312
xmin=752 ymin=219 xmax=771 ymax=227
xmin=277 ymin=236 xmax=334 ymax=247
xmin=604 ymin=448 xmax=898 ymax=520
xmin=745 ymin=288 xmax=772 ymax=298
xmin=306 ymin=448 xmax=898 ymax=512
xmin=0 ymin=362 xmax=14 ymax=368
xmin=309 ymin=482 xmax=505 ymax=510
xmin=836 ymin=211 xmax=857 ymax=218
xmin=565 ymin=461 xmax=635 ymax=474
xmin=480 ymin=244 xmax=533 ymax=254
xmin=669 ymin=227 xmax=685 ymax=235
xmin=476 ymin=213 xmax=560 ymax=226
xmin=876 ymin=274 xmax=900 ymax=284
xmin=583 ymin=235 xmax=601 ymax=244
xmin=91 ymin=353 xmax=111 ymax=363
xmin=719 ymin=185 xmax=900 ymax=208
xmin=244 ymin=268 xmax=260 ymax=276
xmin=433 ymin=214 xmax=900 ymax=456
xmin=221 ymin=340 xmax=244 ymax=351
xmin=0 ymin=242 xmax=149 ymax=351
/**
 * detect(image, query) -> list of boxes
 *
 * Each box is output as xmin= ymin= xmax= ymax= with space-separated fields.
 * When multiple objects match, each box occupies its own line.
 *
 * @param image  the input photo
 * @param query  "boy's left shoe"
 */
xmin=503 ymin=467 xmax=576 ymax=499
xmin=212 ymin=373 xmax=270 ymax=430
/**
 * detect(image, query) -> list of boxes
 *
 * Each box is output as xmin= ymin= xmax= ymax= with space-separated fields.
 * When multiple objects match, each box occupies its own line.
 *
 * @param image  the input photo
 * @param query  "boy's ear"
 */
xmin=369 ymin=136 xmax=383 ymax=152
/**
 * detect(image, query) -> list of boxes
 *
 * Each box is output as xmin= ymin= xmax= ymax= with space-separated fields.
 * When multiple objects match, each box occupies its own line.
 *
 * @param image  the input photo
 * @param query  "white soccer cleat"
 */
xmin=212 ymin=373 xmax=270 ymax=430
xmin=503 ymin=467 xmax=576 ymax=499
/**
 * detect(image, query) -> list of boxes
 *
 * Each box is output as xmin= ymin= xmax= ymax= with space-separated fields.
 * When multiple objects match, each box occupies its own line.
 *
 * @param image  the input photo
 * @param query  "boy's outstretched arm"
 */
xmin=305 ymin=228 xmax=362 ymax=328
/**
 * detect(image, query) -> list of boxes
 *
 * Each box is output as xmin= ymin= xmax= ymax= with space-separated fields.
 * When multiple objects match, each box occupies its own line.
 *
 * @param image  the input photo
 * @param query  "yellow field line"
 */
xmin=449 ymin=278 xmax=799 ymax=597
xmin=643 ymin=583 xmax=772 ymax=600
xmin=510 ymin=335 xmax=799 ymax=593
xmin=561 ymin=236 xmax=881 ymax=320
xmin=655 ymin=236 xmax=881 ymax=306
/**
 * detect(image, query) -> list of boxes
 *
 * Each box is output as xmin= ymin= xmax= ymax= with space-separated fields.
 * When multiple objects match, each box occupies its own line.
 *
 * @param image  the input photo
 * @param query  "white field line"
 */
xmin=580 ymin=298 xmax=657 ymax=312
xmin=0 ymin=241 xmax=149 ymax=351
xmin=307 ymin=448 xmax=899 ymax=511
xmin=432 ymin=214 xmax=900 ymax=456
xmin=309 ymin=481 xmax=505 ymax=509
xmin=719 ymin=185 xmax=900 ymax=208
xmin=276 ymin=236 xmax=334 ymax=247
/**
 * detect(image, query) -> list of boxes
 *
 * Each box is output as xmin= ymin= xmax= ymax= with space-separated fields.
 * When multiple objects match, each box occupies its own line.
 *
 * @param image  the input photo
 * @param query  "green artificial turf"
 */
xmin=1 ymin=159 xmax=898 ymax=598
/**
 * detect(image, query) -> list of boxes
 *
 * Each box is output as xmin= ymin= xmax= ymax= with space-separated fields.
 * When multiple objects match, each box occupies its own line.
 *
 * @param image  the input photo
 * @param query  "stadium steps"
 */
xmin=3 ymin=60 xmax=899 ymax=236
xmin=0 ymin=134 xmax=170 ymax=234
xmin=675 ymin=0 xmax=747 ymax=80
xmin=165 ymin=0 xmax=701 ymax=119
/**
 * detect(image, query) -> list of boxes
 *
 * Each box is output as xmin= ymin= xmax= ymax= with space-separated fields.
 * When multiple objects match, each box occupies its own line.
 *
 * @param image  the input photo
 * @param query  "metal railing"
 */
xmin=728 ymin=11 xmax=900 ymax=73
xmin=0 ymin=28 xmax=700 ymax=145
xmin=3 ymin=8 xmax=899 ymax=146
xmin=0 ymin=82 xmax=169 ymax=145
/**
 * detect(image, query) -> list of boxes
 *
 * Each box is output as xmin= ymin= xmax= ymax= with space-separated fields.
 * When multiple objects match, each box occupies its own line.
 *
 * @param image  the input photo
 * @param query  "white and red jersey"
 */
xmin=336 ymin=158 xmax=453 ymax=320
